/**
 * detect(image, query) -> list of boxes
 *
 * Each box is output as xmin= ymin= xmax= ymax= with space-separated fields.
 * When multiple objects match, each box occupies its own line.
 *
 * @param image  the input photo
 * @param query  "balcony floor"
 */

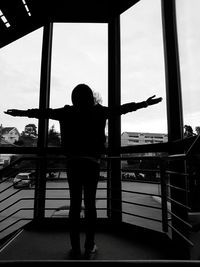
xmin=0 ymin=218 xmax=191 ymax=265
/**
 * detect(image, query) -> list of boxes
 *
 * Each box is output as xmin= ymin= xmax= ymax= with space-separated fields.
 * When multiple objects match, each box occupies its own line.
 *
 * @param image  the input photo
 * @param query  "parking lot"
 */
xmin=0 ymin=180 xmax=163 ymax=239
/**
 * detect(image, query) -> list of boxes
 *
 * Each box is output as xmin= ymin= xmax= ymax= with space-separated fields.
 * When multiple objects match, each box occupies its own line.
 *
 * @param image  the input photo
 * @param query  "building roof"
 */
xmin=0 ymin=0 xmax=140 ymax=48
xmin=1 ymin=127 xmax=18 ymax=135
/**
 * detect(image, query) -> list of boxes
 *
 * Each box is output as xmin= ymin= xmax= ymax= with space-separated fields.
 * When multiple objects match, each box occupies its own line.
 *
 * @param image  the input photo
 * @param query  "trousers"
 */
xmin=67 ymin=158 xmax=100 ymax=250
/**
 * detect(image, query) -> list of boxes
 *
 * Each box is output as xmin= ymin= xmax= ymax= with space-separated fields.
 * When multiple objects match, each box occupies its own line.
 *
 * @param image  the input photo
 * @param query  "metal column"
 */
xmin=34 ymin=23 xmax=53 ymax=220
xmin=108 ymin=16 xmax=122 ymax=222
xmin=161 ymin=0 xmax=190 ymax=258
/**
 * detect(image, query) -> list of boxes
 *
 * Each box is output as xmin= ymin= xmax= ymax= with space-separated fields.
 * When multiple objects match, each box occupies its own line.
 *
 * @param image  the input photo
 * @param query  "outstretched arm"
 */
xmin=4 ymin=107 xmax=65 ymax=120
xmin=118 ymin=95 xmax=162 ymax=115
xmin=4 ymin=109 xmax=40 ymax=118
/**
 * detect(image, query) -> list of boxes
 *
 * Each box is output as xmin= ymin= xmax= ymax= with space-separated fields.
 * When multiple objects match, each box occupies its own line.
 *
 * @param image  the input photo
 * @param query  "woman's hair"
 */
xmin=71 ymin=84 xmax=94 ymax=107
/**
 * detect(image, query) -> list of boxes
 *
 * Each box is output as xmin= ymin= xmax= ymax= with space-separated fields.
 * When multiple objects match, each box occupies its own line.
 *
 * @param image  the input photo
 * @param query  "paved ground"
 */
xmin=0 ymin=180 xmax=163 ymax=239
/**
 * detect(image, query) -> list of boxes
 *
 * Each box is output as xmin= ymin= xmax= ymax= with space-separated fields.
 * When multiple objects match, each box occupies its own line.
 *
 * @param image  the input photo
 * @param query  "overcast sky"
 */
xmin=0 ymin=0 xmax=200 ymax=136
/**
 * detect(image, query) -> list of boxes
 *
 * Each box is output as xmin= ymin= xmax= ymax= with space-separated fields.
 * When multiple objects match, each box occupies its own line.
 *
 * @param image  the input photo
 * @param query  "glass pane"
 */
xmin=48 ymin=23 xmax=108 ymax=147
xmin=0 ymin=28 xmax=43 ymax=149
xmin=176 ymin=0 xmax=200 ymax=137
xmin=46 ymin=23 xmax=108 ymax=218
xmin=121 ymin=0 xmax=167 ymax=148
xmin=120 ymin=0 xmax=166 ymax=232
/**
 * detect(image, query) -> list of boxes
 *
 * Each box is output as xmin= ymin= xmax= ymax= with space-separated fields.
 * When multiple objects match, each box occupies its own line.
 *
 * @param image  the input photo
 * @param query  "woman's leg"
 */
xmin=67 ymin=161 xmax=83 ymax=252
xmin=83 ymin=160 xmax=100 ymax=250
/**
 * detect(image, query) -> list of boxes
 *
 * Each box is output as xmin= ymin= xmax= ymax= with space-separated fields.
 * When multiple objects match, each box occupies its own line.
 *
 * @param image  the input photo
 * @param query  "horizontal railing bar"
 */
xmin=166 ymin=154 xmax=187 ymax=160
xmin=121 ymin=189 xmax=160 ymax=197
xmin=0 ymin=183 xmax=22 ymax=194
xmin=45 ymin=197 xmax=107 ymax=201
xmin=167 ymin=197 xmax=191 ymax=210
xmin=107 ymin=156 xmax=162 ymax=161
xmin=0 ymin=218 xmax=32 ymax=234
xmin=45 ymin=188 xmax=69 ymax=190
xmin=121 ymin=210 xmax=162 ymax=223
xmin=167 ymin=210 xmax=193 ymax=229
xmin=121 ymin=169 xmax=160 ymax=173
xmin=166 ymin=184 xmax=189 ymax=192
xmin=45 ymin=187 xmax=107 ymax=191
xmin=0 ymin=198 xmax=33 ymax=213
xmin=45 ymin=207 xmax=107 ymax=212
xmin=167 ymin=224 xmax=194 ymax=246
xmin=121 ymin=200 xmax=162 ymax=210
xmin=0 ymin=208 xmax=33 ymax=223
xmin=0 ymin=189 xmax=24 ymax=204
xmin=165 ymin=170 xmax=188 ymax=176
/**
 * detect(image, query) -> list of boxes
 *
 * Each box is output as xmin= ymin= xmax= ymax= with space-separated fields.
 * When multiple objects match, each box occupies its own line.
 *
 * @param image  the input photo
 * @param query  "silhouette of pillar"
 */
xmin=108 ymin=16 xmax=122 ymax=222
xmin=162 ymin=0 xmax=190 ymax=258
xmin=34 ymin=23 xmax=53 ymax=220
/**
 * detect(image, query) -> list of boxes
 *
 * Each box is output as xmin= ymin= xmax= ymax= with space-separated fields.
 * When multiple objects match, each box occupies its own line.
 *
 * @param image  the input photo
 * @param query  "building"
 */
xmin=0 ymin=138 xmax=18 ymax=169
xmin=121 ymin=131 xmax=168 ymax=147
xmin=0 ymin=127 xmax=20 ymax=144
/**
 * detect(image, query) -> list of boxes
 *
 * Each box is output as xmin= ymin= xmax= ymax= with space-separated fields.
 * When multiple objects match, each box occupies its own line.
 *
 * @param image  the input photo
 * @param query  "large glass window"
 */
xmin=176 ymin=0 xmax=200 ymax=136
xmin=120 ymin=0 xmax=166 ymax=232
xmin=48 ymin=23 xmax=108 ymax=147
xmin=121 ymin=0 xmax=167 ymax=147
xmin=0 ymin=28 xmax=43 ymax=149
xmin=45 ymin=23 xmax=108 ymax=218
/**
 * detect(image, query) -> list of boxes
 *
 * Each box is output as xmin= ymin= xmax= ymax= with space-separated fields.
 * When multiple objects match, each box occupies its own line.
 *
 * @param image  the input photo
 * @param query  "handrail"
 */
xmin=0 ymin=134 xmax=198 ymax=157
xmin=0 ymin=198 xmax=33 ymax=214
xmin=1 ymin=141 xmax=198 ymax=246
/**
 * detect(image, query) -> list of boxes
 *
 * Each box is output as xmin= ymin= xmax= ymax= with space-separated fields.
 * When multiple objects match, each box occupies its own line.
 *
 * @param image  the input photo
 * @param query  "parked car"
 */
xmin=13 ymin=172 xmax=35 ymax=189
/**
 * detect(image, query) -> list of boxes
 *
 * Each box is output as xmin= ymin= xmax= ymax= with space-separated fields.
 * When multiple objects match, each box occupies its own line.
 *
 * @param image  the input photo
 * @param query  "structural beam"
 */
xmin=161 ymin=0 xmax=189 ymax=258
xmin=161 ymin=0 xmax=183 ymax=142
xmin=108 ymin=16 xmax=122 ymax=222
xmin=34 ymin=23 xmax=53 ymax=219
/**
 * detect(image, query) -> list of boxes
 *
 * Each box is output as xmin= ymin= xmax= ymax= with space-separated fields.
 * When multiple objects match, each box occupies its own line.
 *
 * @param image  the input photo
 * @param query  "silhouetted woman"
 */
xmin=5 ymin=83 xmax=162 ymax=258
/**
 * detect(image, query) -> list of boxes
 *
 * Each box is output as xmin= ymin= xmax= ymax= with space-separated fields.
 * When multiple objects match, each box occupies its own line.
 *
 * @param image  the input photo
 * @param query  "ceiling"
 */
xmin=0 ymin=0 xmax=140 ymax=48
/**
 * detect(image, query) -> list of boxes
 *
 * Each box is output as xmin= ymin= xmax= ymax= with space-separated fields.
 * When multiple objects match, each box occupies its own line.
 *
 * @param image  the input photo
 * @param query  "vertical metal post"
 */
xmin=34 ymin=23 xmax=53 ymax=220
xmin=161 ymin=0 xmax=183 ymax=142
xmin=160 ymin=158 xmax=168 ymax=233
xmin=108 ymin=16 xmax=122 ymax=222
xmin=161 ymin=0 xmax=190 ymax=258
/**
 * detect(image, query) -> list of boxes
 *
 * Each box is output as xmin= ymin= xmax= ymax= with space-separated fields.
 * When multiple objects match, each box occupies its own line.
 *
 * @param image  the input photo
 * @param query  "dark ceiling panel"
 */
xmin=1 ymin=0 xmax=30 ymax=28
xmin=0 ymin=0 xmax=140 ymax=48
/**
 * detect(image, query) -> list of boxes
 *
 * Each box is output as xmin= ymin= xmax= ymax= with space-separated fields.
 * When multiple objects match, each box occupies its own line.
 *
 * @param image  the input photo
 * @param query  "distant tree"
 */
xmin=195 ymin=126 xmax=200 ymax=135
xmin=16 ymin=124 xmax=37 ymax=147
xmin=22 ymin=124 xmax=37 ymax=137
xmin=93 ymin=91 xmax=103 ymax=105
xmin=184 ymin=125 xmax=196 ymax=138
xmin=48 ymin=125 xmax=61 ymax=146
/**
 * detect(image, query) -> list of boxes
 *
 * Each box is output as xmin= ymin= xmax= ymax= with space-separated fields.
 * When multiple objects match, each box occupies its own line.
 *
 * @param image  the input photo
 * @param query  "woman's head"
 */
xmin=71 ymin=84 xmax=94 ymax=108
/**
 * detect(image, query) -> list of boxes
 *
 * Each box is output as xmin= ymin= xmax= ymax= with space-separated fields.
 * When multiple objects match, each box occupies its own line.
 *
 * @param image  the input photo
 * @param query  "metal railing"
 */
xmin=0 ymin=156 xmax=37 ymax=239
xmin=163 ymin=154 xmax=194 ymax=246
xmin=0 ymin=153 xmax=169 ymax=240
xmin=1 ymin=137 xmax=199 ymax=252
xmin=107 ymin=156 xmax=168 ymax=233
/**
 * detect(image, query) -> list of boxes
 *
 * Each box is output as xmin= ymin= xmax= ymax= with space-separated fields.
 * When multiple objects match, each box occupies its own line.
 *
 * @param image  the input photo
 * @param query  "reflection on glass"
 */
xmin=176 ymin=0 xmax=200 ymax=136
xmin=120 ymin=0 xmax=167 ymax=148
xmin=0 ymin=28 xmax=43 ymax=151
